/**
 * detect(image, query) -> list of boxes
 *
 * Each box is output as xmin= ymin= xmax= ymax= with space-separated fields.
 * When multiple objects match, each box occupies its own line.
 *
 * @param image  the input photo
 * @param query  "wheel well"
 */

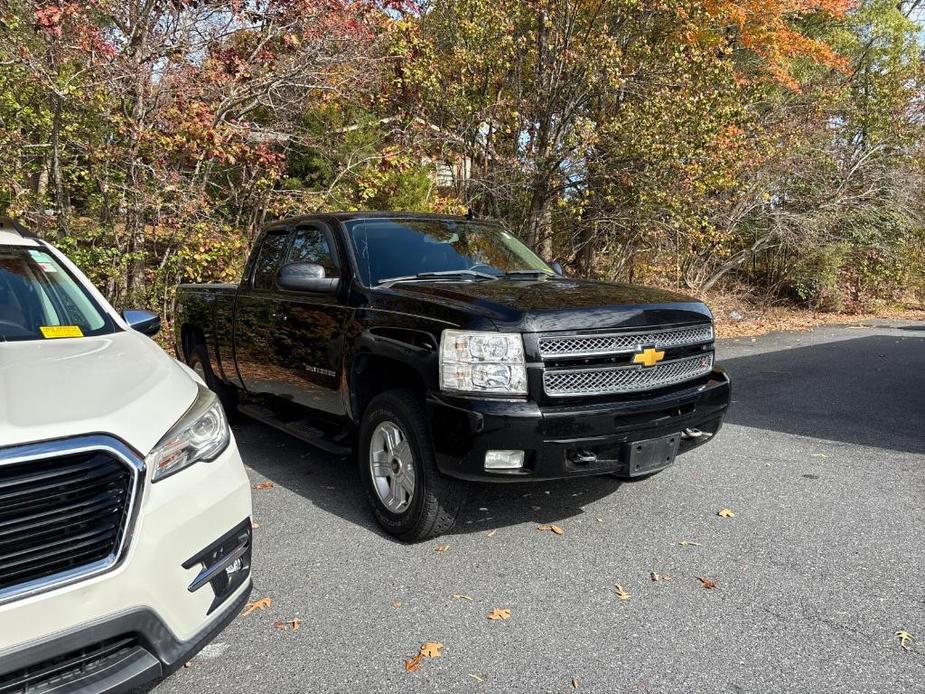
xmin=180 ymin=324 xmax=205 ymax=362
xmin=352 ymin=355 xmax=426 ymax=420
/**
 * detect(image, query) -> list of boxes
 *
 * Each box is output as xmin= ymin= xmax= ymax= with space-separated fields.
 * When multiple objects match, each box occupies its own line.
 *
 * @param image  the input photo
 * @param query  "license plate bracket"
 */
xmin=625 ymin=433 xmax=681 ymax=477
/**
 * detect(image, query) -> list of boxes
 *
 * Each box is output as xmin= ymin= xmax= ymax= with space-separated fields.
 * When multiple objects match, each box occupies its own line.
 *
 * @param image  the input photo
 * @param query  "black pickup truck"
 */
xmin=176 ymin=213 xmax=730 ymax=541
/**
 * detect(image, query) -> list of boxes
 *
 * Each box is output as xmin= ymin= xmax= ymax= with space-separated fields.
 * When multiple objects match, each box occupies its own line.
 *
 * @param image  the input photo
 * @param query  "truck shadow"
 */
xmin=721 ymin=333 xmax=925 ymax=454
xmin=236 ymin=420 xmax=624 ymax=542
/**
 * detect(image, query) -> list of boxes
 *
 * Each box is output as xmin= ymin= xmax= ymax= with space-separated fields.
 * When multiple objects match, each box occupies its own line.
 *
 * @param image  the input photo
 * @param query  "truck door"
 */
xmin=274 ymin=222 xmax=350 ymax=417
xmin=233 ymin=226 xmax=292 ymax=396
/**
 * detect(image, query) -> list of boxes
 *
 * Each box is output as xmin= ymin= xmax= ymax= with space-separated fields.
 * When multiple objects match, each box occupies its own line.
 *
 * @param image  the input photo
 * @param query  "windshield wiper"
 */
xmin=378 ymin=270 xmax=498 ymax=286
xmin=502 ymin=270 xmax=555 ymax=279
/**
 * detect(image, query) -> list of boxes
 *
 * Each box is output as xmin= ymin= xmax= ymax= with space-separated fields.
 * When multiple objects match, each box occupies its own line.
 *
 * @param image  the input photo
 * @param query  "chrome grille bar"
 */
xmin=543 ymin=353 xmax=714 ymax=397
xmin=538 ymin=324 xmax=714 ymax=359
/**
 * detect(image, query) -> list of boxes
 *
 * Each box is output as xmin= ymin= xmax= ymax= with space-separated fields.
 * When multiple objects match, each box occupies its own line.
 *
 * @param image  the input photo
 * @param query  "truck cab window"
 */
xmin=288 ymin=226 xmax=338 ymax=277
xmin=252 ymin=230 xmax=291 ymax=290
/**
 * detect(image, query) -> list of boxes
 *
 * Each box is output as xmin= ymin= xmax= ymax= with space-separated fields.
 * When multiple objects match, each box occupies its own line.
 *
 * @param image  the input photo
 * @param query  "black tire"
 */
xmin=188 ymin=343 xmax=238 ymax=418
xmin=359 ymin=389 xmax=467 ymax=542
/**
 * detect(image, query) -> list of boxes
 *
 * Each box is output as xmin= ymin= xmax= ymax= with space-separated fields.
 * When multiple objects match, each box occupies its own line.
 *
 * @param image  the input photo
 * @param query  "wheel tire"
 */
xmin=188 ymin=343 xmax=238 ymax=419
xmin=359 ymin=389 xmax=467 ymax=542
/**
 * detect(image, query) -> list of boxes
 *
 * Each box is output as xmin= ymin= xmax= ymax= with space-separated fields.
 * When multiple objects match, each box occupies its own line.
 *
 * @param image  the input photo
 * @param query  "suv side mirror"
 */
xmin=550 ymin=261 xmax=565 ymax=276
xmin=122 ymin=309 xmax=161 ymax=336
xmin=277 ymin=261 xmax=340 ymax=294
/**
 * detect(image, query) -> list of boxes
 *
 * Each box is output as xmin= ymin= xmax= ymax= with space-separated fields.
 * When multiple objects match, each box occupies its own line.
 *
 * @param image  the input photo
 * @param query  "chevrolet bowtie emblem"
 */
xmin=632 ymin=347 xmax=665 ymax=368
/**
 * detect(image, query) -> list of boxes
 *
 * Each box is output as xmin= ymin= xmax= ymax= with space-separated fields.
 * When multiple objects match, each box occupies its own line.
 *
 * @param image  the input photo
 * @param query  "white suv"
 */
xmin=0 ymin=218 xmax=253 ymax=692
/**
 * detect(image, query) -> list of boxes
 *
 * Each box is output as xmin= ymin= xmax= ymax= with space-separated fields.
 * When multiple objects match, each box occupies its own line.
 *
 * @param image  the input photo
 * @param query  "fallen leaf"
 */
xmin=487 ymin=608 xmax=512 ymax=621
xmin=572 ymin=677 xmax=580 ymax=689
xmin=273 ymin=618 xmax=302 ymax=631
xmin=452 ymin=593 xmax=473 ymax=601
xmin=697 ymin=576 xmax=718 ymax=590
xmin=252 ymin=481 xmax=273 ymax=490
xmin=718 ymin=508 xmax=735 ymax=518
xmin=419 ymin=642 xmax=443 ymax=658
xmin=896 ymin=630 xmax=914 ymax=650
xmin=469 ymin=673 xmax=486 ymax=683
xmin=183 ymin=661 xmax=192 ymax=669
xmin=241 ymin=596 xmax=271 ymax=617
xmin=811 ymin=453 xmax=828 ymax=458
xmin=392 ymin=601 xmax=402 ymax=608
xmin=537 ymin=524 xmax=564 ymax=535
xmin=252 ymin=522 xmax=260 ymax=529
xmin=679 ymin=540 xmax=702 ymax=547
xmin=434 ymin=544 xmax=450 ymax=553
xmin=614 ymin=585 xmax=631 ymax=601
xmin=596 ymin=518 xmax=604 ymax=523
xmin=404 ymin=654 xmax=423 ymax=672
xmin=486 ymin=529 xmax=497 ymax=537
xmin=650 ymin=571 xmax=671 ymax=582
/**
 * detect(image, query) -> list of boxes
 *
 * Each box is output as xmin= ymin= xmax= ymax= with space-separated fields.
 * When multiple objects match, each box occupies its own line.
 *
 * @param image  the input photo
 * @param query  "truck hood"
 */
xmin=0 ymin=331 xmax=197 ymax=454
xmin=378 ymin=277 xmax=712 ymax=332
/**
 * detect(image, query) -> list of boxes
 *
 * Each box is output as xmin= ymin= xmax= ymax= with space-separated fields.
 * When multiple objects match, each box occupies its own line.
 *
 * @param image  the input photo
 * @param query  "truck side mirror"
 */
xmin=277 ymin=261 xmax=340 ymax=294
xmin=550 ymin=261 xmax=565 ymax=276
xmin=122 ymin=309 xmax=161 ymax=336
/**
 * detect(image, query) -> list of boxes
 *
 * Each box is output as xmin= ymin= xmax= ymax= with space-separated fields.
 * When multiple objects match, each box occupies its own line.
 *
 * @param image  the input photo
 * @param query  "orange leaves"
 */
xmin=718 ymin=508 xmax=736 ymax=518
xmin=252 ymin=481 xmax=274 ymax=490
xmin=537 ymin=524 xmax=565 ymax=535
xmin=697 ymin=576 xmax=718 ymax=590
xmin=434 ymin=544 xmax=450 ymax=552
xmin=273 ymin=618 xmax=302 ymax=631
xmin=403 ymin=654 xmax=424 ymax=673
xmin=242 ymin=597 xmax=272 ymax=617
xmin=487 ymin=608 xmax=512 ymax=621
xmin=419 ymin=642 xmax=443 ymax=658
xmin=404 ymin=642 xmax=444 ymax=673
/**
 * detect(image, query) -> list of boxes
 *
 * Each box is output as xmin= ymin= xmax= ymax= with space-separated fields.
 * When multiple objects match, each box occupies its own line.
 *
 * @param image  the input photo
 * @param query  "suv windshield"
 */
xmin=0 ymin=246 xmax=116 ymax=341
xmin=345 ymin=218 xmax=554 ymax=286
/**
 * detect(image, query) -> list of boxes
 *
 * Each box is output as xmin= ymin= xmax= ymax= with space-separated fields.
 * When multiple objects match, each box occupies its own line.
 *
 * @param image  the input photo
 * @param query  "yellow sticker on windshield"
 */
xmin=40 ymin=325 xmax=84 ymax=339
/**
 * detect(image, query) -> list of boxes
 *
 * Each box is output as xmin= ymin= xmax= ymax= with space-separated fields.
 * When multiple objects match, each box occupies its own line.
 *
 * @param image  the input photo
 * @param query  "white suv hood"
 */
xmin=0 ymin=331 xmax=197 ymax=455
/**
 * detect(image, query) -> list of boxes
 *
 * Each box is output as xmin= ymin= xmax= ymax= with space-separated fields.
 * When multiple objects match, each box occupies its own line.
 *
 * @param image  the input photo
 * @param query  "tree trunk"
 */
xmin=50 ymin=94 xmax=69 ymax=236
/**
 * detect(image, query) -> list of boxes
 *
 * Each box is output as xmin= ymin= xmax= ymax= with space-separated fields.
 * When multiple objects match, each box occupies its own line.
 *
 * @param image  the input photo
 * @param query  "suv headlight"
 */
xmin=148 ymin=384 xmax=230 ymax=481
xmin=439 ymin=330 xmax=527 ymax=395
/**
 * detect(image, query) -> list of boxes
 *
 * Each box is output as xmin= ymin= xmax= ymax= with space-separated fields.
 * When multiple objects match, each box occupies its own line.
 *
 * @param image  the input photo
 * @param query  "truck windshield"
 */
xmin=0 ymin=246 xmax=117 ymax=342
xmin=345 ymin=218 xmax=554 ymax=286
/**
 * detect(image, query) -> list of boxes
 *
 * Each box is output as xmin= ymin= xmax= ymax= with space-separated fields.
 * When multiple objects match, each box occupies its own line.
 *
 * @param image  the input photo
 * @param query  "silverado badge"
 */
xmin=632 ymin=346 xmax=665 ymax=367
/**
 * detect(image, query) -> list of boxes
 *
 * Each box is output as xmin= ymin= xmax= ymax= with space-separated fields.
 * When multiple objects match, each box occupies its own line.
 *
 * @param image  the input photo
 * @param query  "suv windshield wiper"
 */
xmin=378 ymin=270 xmax=499 ymax=286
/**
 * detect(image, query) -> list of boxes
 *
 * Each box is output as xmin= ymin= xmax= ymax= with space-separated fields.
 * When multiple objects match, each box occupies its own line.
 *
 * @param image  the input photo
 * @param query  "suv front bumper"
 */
xmin=0 ymin=439 xmax=253 ymax=693
xmin=428 ymin=368 xmax=730 ymax=481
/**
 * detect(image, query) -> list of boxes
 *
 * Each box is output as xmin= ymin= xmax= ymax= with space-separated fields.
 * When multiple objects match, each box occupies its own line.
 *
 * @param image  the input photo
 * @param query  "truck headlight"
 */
xmin=148 ymin=384 xmax=230 ymax=481
xmin=439 ymin=330 xmax=527 ymax=395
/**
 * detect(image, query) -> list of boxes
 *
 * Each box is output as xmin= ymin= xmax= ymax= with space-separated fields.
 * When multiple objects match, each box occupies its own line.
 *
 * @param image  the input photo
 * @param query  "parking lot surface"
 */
xmin=150 ymin=321 xmax=925 ymax=693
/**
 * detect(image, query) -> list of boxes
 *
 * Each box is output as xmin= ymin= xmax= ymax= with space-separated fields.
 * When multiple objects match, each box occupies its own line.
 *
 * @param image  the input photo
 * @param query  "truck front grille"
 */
xmin=538 ymin=324 xmax=713 ymax=359
xmin=543 ymin=353 xmax=714 ymax=397
xmin=0 ymin=438 xmax=139 ymax=603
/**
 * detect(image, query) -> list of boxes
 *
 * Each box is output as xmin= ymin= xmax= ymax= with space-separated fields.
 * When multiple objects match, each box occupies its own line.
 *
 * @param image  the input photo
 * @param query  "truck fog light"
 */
xmin=485 ymin=450 xmax=525 ymax=470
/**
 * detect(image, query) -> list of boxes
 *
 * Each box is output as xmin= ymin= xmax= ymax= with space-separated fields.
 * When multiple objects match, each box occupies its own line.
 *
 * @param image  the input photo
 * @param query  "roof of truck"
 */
xmin=267 ymin=212 xmax=493 ymax=229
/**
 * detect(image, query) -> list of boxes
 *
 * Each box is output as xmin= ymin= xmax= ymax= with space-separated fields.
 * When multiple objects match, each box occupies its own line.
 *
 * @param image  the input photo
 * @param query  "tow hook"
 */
xmin=568 ymin=448 xmax=598 ymax=465
xmin=682 ymin=428 xmax=709 ymax=440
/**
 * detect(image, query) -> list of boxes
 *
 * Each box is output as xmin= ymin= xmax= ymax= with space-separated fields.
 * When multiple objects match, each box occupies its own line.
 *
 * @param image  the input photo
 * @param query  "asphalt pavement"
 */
xmin=149 ymin=320 xmax=925 ymax=693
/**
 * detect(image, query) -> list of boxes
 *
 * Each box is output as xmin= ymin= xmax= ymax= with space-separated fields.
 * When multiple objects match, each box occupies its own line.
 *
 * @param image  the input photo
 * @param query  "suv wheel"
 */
xmin=359 ymin=389 xmax=466 ymax=542
xmin=188 ymin=343 xmax=238 ymax=418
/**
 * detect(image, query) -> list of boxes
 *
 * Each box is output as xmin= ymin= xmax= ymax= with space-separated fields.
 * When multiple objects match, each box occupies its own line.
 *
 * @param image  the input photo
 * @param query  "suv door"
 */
xmin=274 ymin=222 xmax=351 ymax=417
xmin=233 ymin=226 xmax=292 ymax=396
